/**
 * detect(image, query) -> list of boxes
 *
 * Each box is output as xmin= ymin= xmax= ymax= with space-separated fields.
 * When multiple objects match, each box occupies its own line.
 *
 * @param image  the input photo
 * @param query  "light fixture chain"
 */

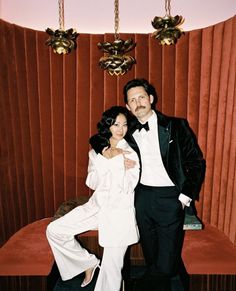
xmin=58 ymin=0 xmax=65 ymax=30
xmin=114 ymin=0 xmax=119 ymax=39
xmin=165 ymin=0 xmax=171 ymax=16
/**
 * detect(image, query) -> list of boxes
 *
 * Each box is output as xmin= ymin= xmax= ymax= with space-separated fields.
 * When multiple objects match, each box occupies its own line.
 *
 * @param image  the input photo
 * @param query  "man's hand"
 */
xmin=124 ymin=157 xmax=136 ymax=169
xmin=102 ymin=147 xmax=136 ymax=169
xmin=181 ymin=202 xmax=185 ymax=210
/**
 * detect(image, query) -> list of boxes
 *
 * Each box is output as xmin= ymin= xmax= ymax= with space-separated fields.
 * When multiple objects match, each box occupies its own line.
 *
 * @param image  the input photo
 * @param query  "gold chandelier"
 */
xmin=152 ymin=0 xmax=185 ymax=45
xmin=97 ymin=0 xmax=136 ymax=76
xmin=45 ymin=0 xmax=78 ymax=54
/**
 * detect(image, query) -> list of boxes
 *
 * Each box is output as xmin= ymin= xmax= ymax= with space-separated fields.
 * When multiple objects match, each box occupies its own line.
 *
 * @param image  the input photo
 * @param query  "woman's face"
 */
xmin=109 ymin=113 xmax=128 ymax=143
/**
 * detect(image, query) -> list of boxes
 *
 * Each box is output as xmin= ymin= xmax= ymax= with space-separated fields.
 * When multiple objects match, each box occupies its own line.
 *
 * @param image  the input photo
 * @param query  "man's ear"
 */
xmin=150 ymin=95 xmax=154 ymax=104
xmin=126 ymin=104 xmax=131 ymax=111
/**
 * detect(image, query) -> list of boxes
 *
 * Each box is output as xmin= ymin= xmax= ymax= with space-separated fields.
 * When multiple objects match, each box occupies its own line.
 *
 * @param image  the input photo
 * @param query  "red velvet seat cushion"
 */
xmin=0 ymin=219 xmax=235 ymax=276
xmin=0 ymin=218 xmax=54 ymax=276
xmin=182 ymin=224 xmax=236 ymax=274
xmin=0 ymin=218 xmax=99 ymax=276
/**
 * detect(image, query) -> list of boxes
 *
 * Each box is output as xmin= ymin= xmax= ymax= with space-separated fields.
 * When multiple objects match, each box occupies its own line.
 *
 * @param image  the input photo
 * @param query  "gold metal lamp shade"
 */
xmin=97 ymin=0 xmax=136 ymax=76
xmin=152 ymin=0 xmax=185 ymax=45
xmin=97 ymin=38 xmax=136 ymax=76
xmin=45 ymin=0 xmax=78 ymax=54
xmin=45 ymin=28 xmax=78 ymax=54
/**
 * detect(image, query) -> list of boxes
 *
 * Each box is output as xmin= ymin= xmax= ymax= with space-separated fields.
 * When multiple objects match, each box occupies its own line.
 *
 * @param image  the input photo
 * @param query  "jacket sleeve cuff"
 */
xmin=178 ymin=193 xmax=192 ymax=207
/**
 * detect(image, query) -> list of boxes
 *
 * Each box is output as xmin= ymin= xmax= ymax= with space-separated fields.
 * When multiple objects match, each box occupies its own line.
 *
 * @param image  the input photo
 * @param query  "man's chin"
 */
xmin=135 ymin=111 xmax=146 ymax=118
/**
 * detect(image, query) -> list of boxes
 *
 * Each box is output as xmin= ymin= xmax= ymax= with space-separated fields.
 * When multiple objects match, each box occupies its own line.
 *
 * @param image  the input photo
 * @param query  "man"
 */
xmin=123 ymin=78 xmax=206 ymax=291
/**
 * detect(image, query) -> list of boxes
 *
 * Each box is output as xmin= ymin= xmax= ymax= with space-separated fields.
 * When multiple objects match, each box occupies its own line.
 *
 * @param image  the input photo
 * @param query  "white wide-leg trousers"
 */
xmin=46 ymin=201 xmax=127 ymax=291
xmin=94 ymin=247 xmax=127 ymax=291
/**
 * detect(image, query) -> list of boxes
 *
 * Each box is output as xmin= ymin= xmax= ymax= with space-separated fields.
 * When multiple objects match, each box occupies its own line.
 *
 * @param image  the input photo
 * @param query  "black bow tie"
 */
xmin=137 ymin=121 xmax=149 ymax=132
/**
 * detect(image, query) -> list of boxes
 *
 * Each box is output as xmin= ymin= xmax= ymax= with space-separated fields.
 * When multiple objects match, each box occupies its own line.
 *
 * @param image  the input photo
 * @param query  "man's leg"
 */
xmin=170 ymin=258 xmax=189 ymax=291
xmin=134 ymin=185 xmax=187 ymax=291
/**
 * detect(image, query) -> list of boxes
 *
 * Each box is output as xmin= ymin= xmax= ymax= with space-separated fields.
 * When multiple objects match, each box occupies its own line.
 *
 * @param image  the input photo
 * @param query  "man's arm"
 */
xmin=89 ymin=134 xmax=109 ymax=154
xmin=178 ymin=119 xmax=206 ymax=201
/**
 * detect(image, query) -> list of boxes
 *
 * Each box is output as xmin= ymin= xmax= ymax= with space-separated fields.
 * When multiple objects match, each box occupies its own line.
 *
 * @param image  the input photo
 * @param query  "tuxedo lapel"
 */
xmin=125 ymin=118 xmax=141 ymax=156
xmin=156 ymin=111 xmax=171 ymax=170
xmin=125 ymin=132 xmax=140 ymax=157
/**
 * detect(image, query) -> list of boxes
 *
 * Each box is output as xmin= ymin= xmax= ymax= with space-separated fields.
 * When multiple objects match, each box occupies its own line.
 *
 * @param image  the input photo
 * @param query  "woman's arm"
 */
xmin=85 ymin=149 xmax=126 ymax=190
xmin=85 ymin=150 xmax=110 ymax=190
xmin=123 ymin=150 xmax=140 ymax=194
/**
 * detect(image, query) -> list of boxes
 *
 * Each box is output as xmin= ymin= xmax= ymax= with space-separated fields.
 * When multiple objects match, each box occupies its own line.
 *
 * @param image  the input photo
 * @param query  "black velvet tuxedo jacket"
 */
xmin=125 ymin=110 xmax=206 ymax=201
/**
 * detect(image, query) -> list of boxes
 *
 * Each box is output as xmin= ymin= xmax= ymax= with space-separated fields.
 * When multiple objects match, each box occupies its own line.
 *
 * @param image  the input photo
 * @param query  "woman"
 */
xmin=46 ymin=106 xmax=140 ymax=291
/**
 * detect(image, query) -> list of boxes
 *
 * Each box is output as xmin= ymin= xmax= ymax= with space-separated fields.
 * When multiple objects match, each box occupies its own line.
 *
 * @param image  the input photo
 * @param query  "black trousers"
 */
xmin=134 ymin=184 xmax=188 ymax=291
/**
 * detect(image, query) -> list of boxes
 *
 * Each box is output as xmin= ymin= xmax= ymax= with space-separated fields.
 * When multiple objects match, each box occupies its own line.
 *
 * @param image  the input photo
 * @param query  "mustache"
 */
xmin=135 ymin=106 xmax=145 ymax=112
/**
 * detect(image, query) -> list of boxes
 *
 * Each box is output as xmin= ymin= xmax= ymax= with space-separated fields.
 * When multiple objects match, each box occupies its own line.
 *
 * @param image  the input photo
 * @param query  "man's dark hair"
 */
xmin=123 ymin=78 xmax=158 ymax=108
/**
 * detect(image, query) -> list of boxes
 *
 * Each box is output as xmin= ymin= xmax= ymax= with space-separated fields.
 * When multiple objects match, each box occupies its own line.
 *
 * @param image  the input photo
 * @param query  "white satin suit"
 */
xmin=46 ymin=139 xmax=140 ymax=291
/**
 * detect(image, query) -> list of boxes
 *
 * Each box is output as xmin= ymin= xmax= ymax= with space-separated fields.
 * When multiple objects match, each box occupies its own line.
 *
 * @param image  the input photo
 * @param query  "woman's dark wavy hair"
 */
xmin=89 ymin=106 xmax=130 ymax=154
xmin=123 ymin=78 xmax=158 ymax=109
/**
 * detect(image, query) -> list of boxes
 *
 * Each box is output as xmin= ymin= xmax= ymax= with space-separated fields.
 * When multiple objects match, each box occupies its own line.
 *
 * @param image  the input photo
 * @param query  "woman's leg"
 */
xmin=46 ymin=201 xmax=100 ymax=281
xmin=94 ymin=246 xmax=127 ymax=291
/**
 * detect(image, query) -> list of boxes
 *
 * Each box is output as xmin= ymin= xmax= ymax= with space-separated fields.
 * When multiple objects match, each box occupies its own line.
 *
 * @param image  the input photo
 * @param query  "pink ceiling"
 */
xmin=0 ymin=0 xmax=235 ymax=33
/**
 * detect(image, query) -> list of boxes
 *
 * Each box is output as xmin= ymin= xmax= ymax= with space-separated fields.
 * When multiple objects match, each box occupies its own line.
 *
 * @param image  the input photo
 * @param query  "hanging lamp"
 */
xmin=97 ymin=0 xmax=136 ymax=76
xmin=45 ymin=0 xmax=78 ymax=54
xmin=152 ymin=0 xmax=185 ymax=45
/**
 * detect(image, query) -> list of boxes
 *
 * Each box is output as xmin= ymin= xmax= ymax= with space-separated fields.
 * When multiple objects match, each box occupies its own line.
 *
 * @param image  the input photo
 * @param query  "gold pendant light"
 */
xmin=152 ymin=0 xmax=185 ymax=45
xmin=45 ymin=0 xmax=78 ymax=54
xmin=97 ymin=0 xmax=136 ymax=76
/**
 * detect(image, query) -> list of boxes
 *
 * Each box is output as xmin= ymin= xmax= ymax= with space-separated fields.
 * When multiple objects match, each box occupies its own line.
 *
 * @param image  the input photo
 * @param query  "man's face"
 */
xmin=126 ymin=86 xmax=153 ymax=122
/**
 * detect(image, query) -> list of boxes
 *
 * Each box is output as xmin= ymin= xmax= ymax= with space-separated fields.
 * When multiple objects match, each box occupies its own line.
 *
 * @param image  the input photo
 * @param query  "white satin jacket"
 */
xmin=85 ymin=139 xmax=140 ymax=247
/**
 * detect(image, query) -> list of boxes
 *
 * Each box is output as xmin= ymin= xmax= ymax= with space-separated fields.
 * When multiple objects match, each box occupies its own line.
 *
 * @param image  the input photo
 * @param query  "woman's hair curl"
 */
xmin=97 ymin=106 xmax=129 ymax=139
xmin=89 ymin=106 xmax=130 ymax=154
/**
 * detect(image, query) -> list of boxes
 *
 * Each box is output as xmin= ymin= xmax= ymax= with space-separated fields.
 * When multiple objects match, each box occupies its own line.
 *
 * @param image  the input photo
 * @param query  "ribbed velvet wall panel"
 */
xmin=0 ymin=16 xmax=235 ymax=247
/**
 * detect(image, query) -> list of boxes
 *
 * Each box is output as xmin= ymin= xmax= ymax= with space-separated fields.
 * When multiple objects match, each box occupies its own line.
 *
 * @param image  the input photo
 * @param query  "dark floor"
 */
xmin=48 ymin=264 xmax=145 ymax=291
xmin=52 ymin=272 xmax=98 ymax=291
xmin=48 ymin=264 xmax=236 ymax=291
